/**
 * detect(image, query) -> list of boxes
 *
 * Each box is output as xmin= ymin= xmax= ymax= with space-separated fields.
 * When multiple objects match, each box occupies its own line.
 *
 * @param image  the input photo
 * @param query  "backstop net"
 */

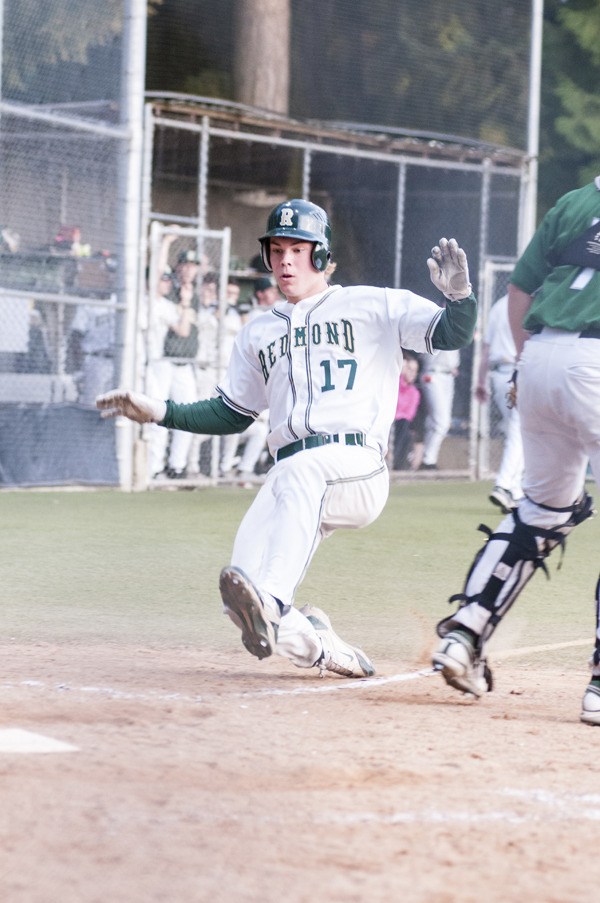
xmin=0 ymin=0 xmax=129 ymax=487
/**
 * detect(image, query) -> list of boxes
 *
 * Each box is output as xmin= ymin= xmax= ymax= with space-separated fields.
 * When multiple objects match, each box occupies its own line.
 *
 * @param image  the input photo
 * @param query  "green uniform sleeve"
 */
xmin=431 ymin=293 xmax=477 ymax=350
xmin=160 ymin=396 xmax=255 ymax=435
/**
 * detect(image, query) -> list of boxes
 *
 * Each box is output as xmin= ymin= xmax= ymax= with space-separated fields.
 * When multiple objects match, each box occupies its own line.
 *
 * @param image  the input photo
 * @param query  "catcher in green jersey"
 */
xmin=431 ymin=177 xmax=600 ymax=725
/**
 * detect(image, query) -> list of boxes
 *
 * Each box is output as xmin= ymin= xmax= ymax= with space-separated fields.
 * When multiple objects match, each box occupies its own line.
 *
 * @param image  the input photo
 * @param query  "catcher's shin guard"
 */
xmin=437 ymin=491 xmax=595 ymax=652
xmin=591 ymin=573 xmax=600 ymax=671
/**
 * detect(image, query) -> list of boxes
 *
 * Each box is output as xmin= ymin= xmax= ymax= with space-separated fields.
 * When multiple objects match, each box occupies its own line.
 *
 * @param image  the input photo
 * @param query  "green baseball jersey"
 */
xmin=511 ymin=178 xmax=600 ymax=332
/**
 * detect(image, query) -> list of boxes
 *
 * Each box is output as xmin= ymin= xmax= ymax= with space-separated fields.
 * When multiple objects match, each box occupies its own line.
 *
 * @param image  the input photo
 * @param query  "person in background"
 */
xmin=152 ymin=243 xmax=202 ymax=479
xmin=68 ymin=295 xmax=116 ymax=406
xmin=186 ymin=272 xmax=225 ymax=476
xmin=418 ymin=347 xmax=460 ymax=470
xmin=51 ymin=225 xmax=91 ymax=258
xmin=220 ymin=276 xmax=281 ymax=481
xmin=143 ymin=264 xmax=187 ymax=478
xmin=247 ymin=275 xmax=281 ymax=319
xmin=390 ymin=352 xmax=421 ymax=471
xmin=475 ymin=293 xmax=523 ymax=513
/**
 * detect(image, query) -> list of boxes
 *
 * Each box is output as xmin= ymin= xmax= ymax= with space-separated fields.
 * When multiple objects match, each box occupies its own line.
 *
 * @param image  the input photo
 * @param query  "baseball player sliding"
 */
xmin=97 ymin=199 xmax=477 ymax=678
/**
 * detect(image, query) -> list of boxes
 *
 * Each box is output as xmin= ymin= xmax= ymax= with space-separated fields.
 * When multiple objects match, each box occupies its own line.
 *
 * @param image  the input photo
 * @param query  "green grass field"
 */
xmin=2 ymin=480 xmax=598 ymax=669
xmin=2 ymin=479 xmax=600 ymax=903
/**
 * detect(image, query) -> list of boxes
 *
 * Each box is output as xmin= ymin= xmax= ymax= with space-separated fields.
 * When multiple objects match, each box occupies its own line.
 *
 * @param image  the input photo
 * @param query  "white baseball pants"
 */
xmin=229 ymin=442 xmax=389 ymax=667
xmin=421 ymin=372 xmax=455 ymax=466
xmin=146 ymin=359 xmax=197 ymax=475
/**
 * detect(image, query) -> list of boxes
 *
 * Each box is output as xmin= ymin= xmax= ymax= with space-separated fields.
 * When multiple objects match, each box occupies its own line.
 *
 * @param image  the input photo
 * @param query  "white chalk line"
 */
xmin=316 ymin=788 xmax=600 ymax=826
xmin=0 ymin=637 xmax=591 ymax=705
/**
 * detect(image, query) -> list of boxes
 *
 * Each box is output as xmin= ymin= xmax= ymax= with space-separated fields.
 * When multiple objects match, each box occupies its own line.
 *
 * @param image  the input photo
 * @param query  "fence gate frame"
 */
xmin=131 ymin=219 xmax=231 ymax=491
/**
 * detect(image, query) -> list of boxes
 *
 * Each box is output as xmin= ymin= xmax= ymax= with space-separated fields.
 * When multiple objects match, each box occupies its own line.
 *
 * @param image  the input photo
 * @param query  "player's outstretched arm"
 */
xmin=96 ymin=390 xmax=167 ymax=423
xmin=427 ymin=237 xmax=472 ymax=302
xmin=96 ymin=389 xmax=255 ymax=436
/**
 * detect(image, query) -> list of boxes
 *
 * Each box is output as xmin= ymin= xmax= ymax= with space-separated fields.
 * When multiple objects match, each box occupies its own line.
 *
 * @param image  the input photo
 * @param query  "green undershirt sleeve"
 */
xmin=160 ymin=396 xmax=255 ymax=435
xmin=431 ymin=293 xmax=477 ymax=350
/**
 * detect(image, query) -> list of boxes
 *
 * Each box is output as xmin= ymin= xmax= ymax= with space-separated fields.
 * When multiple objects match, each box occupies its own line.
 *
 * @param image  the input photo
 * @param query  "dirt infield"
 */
xmin=3 ymin=638 xmax=600 ymax=903
xmin=2 ymin=484 xmax=598 ymax=901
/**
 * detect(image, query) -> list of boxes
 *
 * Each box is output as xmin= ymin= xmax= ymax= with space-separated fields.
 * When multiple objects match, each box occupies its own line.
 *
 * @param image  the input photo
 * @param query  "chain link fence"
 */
xmin=0 ymin=1 xmax=530 ymax=488
xmin=0 ymin=0 xmax=145 ymax=487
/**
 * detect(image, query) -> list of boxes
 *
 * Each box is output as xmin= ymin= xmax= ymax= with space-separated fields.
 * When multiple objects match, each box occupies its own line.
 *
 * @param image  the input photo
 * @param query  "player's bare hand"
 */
xmin=95 ymin=389 xmax=167 ymax=424
xmin=427 ymin=237 xmax=472 ymax=302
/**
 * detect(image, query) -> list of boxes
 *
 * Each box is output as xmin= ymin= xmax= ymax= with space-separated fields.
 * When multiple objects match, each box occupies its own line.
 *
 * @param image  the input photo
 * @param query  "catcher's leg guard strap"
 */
xmin=592 ymin=573 xmax=600 ymax=672
xmin=438 ymin=491 xmax=595 ymax=645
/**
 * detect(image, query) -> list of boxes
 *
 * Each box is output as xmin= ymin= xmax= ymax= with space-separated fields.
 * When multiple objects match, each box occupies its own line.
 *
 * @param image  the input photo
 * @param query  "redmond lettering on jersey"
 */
xmin=257 ymin=318 xmax=356 ymax=384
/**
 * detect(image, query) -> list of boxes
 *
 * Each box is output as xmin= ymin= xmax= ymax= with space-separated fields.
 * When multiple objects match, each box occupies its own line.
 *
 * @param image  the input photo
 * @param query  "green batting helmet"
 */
xmin=259 ymin=199 xmax=332 ymax=272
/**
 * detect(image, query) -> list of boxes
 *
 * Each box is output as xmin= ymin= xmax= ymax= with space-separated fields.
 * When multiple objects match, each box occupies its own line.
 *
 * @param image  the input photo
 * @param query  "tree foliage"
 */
xmin=3 ymin=0 xmax=162 ymax=102
xmin=5 ymin=0 xmax=598 ymax=218
xmin=538 ymin=0 xmax=600 ymax=212
xmin=290 ymin=0 xmax=530 ymax=149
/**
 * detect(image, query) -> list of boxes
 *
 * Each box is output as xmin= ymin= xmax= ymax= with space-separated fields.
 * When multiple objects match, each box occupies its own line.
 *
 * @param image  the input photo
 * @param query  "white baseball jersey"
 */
xmin=217 ymin=284 xmax=443 ymax=456
xmin=144 ymin=295 xmax=181 ymax=362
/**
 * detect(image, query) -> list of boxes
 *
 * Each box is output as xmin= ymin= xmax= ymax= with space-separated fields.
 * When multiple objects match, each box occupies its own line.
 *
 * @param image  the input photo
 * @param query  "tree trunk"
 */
xmin=233 ymin=0 xmax=290 ymax=115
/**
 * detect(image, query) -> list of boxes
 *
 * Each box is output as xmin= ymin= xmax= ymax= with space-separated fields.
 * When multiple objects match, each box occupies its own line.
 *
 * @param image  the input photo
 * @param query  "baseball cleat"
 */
xmin=431 ymin=630 xmax=488 ymax=698
xmin=219 ymin=566 xmax=280 ymax=660
xmin=489 ymin=485 xmax=517 ymax=514
xmin=580 ymin=683 xmax=600 ymax=725
xmin=300 ymin=604 xmax=375 ymax=678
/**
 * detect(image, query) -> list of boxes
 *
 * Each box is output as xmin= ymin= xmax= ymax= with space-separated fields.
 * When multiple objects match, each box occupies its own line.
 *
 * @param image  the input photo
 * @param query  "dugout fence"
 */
xmin=0 ymin=1 xmax=530 ymax=490
xmin=0 ymin=0 xmax=146 ymax=489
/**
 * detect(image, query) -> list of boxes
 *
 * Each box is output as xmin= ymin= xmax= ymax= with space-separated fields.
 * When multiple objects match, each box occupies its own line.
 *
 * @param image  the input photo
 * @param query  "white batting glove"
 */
xmin=427 ymin=237 xmax=472 ymax=302
xmin=95 ymin=389 xmax=167 ymax=424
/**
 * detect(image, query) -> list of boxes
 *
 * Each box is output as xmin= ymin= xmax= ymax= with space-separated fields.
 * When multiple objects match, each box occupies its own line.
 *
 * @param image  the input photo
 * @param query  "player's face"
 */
xmin=177 ymin=261 xmax=199 ymax=287
xmin=269 ymin=237 xmax=327 ymax=303
xmin=402 ymin=358 xmax=419 ymax=383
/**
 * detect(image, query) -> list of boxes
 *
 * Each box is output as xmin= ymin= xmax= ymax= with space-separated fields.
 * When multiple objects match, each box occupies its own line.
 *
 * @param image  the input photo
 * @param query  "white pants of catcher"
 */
xmin=453 ymin=328 xmax=600 ymax=650
xmin=490 ymin=366 xmax=524 ymax=499
xmin=229 ymin=442 xmax=389 ymax=668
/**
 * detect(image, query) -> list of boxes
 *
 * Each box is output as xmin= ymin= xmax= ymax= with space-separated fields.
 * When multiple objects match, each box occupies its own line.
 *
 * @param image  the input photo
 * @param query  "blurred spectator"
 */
xmin=219 ymin=276 xmax=281 ymax=481
xmin=51 ymin=224 xmax=91 ymax=257
xmin=475 ymin=293 xmax=524 ymax=513
xmin=149 ymin=241 xmax=202 ymax=479
xmin=249 ymin=251 xmax=270 ymax=274
xmin=391 ymin=352 xmax=421 ymax=471
xmin=419 ymin=348 xmax=460 ymax=470
xmin=68 ymin=296 xmax=116 ymax=406
xmin=186 ymin=271 xmax=221 ymax=476
xmin=246 ymin=275 xmax=281 ymax=320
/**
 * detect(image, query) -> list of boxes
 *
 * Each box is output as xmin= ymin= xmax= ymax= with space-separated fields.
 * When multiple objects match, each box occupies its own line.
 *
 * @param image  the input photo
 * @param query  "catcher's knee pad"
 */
xmin=438 ymin=491 xmax=595 ymax=645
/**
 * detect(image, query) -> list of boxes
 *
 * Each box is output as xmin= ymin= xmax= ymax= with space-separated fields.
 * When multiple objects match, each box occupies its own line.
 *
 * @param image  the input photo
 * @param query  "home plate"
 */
xmin=0 ymin=729 xmax=78 ymax=753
